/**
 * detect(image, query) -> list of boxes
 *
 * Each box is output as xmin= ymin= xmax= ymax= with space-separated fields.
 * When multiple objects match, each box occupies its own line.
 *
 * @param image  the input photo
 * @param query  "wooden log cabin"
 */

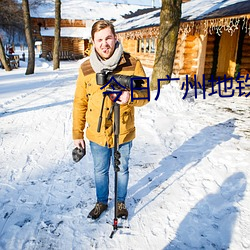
xmin=30 ymin=1 xmax=153 ymax=61
xmin=115 ymin=0 xmax=250 ymax=82
xmin=31 ymin=18 xmax=93 ymax=60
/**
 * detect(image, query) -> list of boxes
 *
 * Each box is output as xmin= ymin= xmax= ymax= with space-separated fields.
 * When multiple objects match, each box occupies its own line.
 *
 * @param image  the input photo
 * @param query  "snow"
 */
xmin=40 ymin=27 xmax=92 ymax=39
xmin=30 ymin=0 xmax=152 ymax=20
xmin=0 ymin=48 xmax=249 ymax=249
xmin=182 ymin=0 xmax=249 ymax=21
xmin=92 ymin=0 xmax=161 ymax=7
xmin=114 ymin=9 xmax=160 ymax=33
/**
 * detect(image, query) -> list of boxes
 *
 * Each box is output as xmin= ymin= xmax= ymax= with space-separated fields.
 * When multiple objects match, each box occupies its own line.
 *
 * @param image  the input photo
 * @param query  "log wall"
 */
xmin=240 ymin=34 xmax=250 ymax=75
xmin=41 ymin=37 xmax=87 ymax=58
xmin=204 ymin=34 xmax=216 ymax=79
xmin=32 ymin=18 xmax=86 ymax=29
xmin=120 ymin=31 xmax=200 ymax=78
xmin=173 ymin=34 xmax=185 ymax=75
xmin=178 ymin=35 xmax=199 ymax=78
xmin=121 ymin=38 xmax=156 ymax=68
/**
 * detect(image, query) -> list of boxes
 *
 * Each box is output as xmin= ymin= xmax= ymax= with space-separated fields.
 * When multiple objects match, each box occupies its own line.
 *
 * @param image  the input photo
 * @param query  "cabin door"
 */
xmin=216 ymin=30 xmax=239 ymax=77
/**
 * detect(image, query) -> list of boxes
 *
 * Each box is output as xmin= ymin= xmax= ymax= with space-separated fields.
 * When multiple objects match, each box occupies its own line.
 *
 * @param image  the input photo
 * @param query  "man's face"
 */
xmin=93 ymin=27 xmax=117 ymax=60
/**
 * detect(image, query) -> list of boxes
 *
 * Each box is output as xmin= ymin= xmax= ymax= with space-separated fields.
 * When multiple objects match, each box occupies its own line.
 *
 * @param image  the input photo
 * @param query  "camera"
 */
xmin=96 ymin=70 xmax=144 ymax=89
xmin=72 ymin=146 xmax=86 ymax=162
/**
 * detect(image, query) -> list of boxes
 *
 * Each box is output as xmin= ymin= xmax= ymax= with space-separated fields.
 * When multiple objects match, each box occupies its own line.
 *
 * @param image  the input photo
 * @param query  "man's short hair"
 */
xmin=91 ymin=20 xmax=116 ymax=40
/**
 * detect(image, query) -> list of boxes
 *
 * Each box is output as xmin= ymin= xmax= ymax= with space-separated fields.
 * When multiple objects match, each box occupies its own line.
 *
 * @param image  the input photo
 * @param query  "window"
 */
xmin=137 ymin=38 xmax=156 ymax=54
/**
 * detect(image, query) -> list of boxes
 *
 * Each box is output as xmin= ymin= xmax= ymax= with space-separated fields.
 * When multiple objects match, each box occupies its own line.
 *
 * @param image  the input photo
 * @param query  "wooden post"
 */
xmin=197 ymin=33 xmax=207 ymax=83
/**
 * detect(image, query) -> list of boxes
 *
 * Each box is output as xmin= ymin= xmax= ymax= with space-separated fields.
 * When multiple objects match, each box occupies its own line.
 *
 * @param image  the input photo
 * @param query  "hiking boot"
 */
xmin=117 ymin=202 xmax=128 ymax=219
xmin=87 ymin=202 xmax=108 ymax=220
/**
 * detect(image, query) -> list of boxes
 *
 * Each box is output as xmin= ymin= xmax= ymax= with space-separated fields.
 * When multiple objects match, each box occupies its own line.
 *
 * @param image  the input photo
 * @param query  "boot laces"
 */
xmin=118 ymin=202 xmax=126 ymax=210
xmin=93 ymin=203 xmax=102 ymax=215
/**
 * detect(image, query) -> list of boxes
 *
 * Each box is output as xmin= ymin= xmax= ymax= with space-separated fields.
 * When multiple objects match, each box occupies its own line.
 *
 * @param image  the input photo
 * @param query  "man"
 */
xmin=72 ymin=20 xmax=149 ymax=220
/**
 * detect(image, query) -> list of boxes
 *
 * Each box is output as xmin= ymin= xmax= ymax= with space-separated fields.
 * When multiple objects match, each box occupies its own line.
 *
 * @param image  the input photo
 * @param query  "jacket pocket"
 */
xmin=120 ymin=106 xmax=135 ymax=134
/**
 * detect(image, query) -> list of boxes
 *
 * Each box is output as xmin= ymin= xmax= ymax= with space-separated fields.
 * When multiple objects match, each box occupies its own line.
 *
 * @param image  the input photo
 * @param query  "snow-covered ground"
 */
xmin=0 ymin=49 xmax=249 ymax=250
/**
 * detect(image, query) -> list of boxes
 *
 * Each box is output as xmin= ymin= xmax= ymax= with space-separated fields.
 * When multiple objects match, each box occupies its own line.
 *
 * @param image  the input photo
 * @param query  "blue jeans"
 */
xmin=90 ymin=141 xmax=132 ymax=205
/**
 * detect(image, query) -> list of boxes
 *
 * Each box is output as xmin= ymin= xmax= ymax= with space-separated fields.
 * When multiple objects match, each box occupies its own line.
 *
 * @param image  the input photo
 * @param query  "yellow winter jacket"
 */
xmin=72 ymin=52 xmax=149 ymax=148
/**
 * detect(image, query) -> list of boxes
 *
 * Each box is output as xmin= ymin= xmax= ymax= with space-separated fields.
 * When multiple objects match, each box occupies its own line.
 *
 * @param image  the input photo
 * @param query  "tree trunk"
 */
xmin=0 ymin=37 xmax=11 ymax=71
xmin=53 ymin=0 xmax=61 ymax=70
xmin=22 ymin=0 xmax=35 ymax=75
xmin=151 ymin=0 xmax=182 ymax=90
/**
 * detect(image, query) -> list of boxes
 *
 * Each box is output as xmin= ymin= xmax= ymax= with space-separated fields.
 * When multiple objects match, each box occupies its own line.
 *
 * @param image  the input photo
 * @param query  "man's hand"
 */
xmin=74 ymin=139 xmax=85 ymax=149
xmin=72 ymin=139 xmax=86 ymax=162
xmin=116 ymin=90 xmax=130 ymax=105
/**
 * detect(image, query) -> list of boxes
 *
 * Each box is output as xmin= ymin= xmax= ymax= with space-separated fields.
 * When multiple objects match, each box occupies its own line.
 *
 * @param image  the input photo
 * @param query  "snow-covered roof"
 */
xmin=114 ymin=8 xmax=160 ymax=32
xmin=182 ymin=0 xmax=250 ymax=21
xmin=30 ymin=0 xmax=151 ymax=20
xmin=114 ymin=0 xmax=250 ymax=33
xmin=40 ymin=27 xmax=91 ymax=39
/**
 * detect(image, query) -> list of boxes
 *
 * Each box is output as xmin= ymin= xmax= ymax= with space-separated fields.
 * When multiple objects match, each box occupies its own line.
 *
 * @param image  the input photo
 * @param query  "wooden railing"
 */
xmin=46 ymin=51 xmax=83 ymax=61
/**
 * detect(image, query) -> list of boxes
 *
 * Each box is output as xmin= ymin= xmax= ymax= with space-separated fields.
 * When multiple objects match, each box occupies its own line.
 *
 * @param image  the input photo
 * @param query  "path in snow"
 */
xmin=0 ymin=59 xmax=249 ymax=249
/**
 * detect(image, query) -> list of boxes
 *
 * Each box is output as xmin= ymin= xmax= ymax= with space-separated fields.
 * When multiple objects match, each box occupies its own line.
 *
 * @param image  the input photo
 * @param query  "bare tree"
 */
xmin=0 ymin=37 xmax=11 ymax=71
xmin=0 ymin=0 xmax=24 ymax=36
xmin=151 ymin=0 xmax=182 ymax=89
xmin=0 ymin=0 xmax=23 ymax=71
xmin=29 ymin=0 xmax=47 ymax=8
xmin=53 ymin=0 xmax=61 ymax=70
xmin=22 ymin=0 xmax=35 ymax=75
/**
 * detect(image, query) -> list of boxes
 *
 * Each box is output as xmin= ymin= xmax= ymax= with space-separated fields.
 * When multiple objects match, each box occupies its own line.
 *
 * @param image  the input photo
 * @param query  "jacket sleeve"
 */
xmin=72 ymin=68 xmax=88 ymax=140
xmin=128 ymin=59 xmax=150 ymax=107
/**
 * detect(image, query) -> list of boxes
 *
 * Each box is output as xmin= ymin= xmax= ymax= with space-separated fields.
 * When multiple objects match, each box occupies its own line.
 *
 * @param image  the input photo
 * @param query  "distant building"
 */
xmin=30 ymin=1 xmax=151 ymax=60
xmin=31 ymin=17 xmax=92 ymax=60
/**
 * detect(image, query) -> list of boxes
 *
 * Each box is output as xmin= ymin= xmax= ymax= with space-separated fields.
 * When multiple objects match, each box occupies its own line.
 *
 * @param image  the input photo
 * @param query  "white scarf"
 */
xmin=90 ymin=41 xmax=123 ymax=73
